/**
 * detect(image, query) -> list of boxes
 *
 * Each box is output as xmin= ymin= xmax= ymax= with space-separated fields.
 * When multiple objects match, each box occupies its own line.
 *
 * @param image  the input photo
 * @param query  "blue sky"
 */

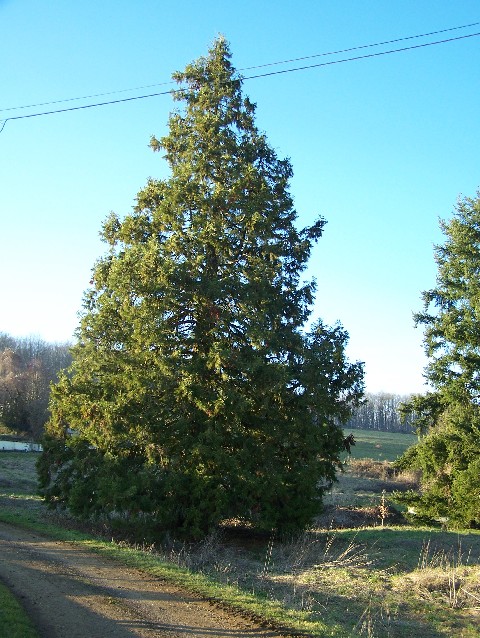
xmin=1 ymin=1 xmax=479 ymax=394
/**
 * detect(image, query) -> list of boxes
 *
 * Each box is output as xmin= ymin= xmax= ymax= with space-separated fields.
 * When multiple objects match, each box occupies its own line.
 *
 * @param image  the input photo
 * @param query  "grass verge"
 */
xmin=0 ymin=579 xmax=39 ymax=638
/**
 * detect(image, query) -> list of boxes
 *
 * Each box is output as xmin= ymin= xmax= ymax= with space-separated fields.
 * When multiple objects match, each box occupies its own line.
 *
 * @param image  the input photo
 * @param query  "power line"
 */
xmin=1 ymin=20 xmax=478 ymax=115
xmin=0 ymin=89 xmax=173 ymax=133
xmin=1 ymin=29 xmax=479 ymax=134
xmin=241 ymin=20 xmax=480 ymax=70
xmin=0 ymin=81 xmax=174 ymax=114
xmin=245 ymin=30 xmax=480 ymax=80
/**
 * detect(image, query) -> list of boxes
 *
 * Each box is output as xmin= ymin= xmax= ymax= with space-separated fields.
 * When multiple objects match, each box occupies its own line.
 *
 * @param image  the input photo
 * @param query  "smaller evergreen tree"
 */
xmin=396 ymin=191 xmax=480 ymax=528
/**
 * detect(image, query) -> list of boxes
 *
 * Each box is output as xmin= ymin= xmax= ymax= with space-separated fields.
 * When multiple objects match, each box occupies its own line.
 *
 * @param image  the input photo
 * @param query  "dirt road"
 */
xmin=0 ymin=522 xmax=286 ymax=638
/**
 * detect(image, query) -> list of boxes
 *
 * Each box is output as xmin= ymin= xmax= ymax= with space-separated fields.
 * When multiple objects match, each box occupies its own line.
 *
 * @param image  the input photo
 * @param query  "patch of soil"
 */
xmin=315 ymin=504 xmax=405 ymax=529
xmin=0 ymin=522 xmax=288 ymax=638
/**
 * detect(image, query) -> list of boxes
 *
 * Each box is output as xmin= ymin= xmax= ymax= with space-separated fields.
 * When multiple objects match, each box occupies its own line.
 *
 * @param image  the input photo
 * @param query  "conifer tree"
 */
xmin=39 ymin=38 xmax=363 ymax=538
xmin=396 ymin=191 xmax=480 ymax=528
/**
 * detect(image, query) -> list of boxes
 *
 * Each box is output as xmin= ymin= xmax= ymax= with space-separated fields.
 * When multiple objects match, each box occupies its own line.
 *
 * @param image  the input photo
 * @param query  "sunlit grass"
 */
xmin=343 ymin=428 xmax=417 ymax=462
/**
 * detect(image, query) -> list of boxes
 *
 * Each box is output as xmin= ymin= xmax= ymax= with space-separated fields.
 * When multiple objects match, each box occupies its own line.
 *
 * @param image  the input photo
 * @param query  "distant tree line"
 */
xmin=346 ymin=392 xmax=415 ymax=433
xmin=0 ymin=333 xmax=71 ymax=438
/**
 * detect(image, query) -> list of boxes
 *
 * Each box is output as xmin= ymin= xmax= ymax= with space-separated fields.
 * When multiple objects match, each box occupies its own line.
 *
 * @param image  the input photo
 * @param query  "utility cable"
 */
xmin=0 ymin=80 xmax=175 ymax=114
xmin=241 ymin=20 xmax=480 ymax=70
xmin=1 ymin=29 xmax=479 ymax=133
xmin=244 ymin=30 xmax=480 ymax=80
xmin=1 ymin=20 xmax=478 ymax=115
xmin=0 ymin=89 xmax=173 ymax=133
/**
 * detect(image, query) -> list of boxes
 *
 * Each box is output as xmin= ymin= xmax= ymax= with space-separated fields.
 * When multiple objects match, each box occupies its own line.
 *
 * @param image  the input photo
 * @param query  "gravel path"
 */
xmin=0 ymin=522 xmax=287 ymax=638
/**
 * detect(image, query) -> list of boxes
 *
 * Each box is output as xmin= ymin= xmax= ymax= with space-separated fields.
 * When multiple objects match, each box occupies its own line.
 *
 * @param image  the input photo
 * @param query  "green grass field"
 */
xmin=344 ymin=428 xmax=417 ymax=461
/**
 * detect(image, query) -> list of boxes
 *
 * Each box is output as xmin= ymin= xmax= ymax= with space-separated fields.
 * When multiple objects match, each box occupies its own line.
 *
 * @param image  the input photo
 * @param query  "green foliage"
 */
xmin=396 ymin=191 xmax=480 ymax=528
xmin=39 ymin=38 xmax=363 ymax=539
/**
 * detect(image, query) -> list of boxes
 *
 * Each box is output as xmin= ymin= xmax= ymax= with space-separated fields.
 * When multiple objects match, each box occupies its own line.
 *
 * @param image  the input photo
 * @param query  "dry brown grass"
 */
xmin=394 ymin=539 xmax=480 ymax=612
xmin=348 ymin=458 xmax=420 ymax=487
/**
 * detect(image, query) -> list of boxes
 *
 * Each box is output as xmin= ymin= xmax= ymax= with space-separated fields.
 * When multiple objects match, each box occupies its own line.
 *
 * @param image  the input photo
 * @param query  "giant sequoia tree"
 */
xmin=39 ymin=39 xmax=363 ymax=538
xmin=397 ymin=191 xmax=480 ymax=528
